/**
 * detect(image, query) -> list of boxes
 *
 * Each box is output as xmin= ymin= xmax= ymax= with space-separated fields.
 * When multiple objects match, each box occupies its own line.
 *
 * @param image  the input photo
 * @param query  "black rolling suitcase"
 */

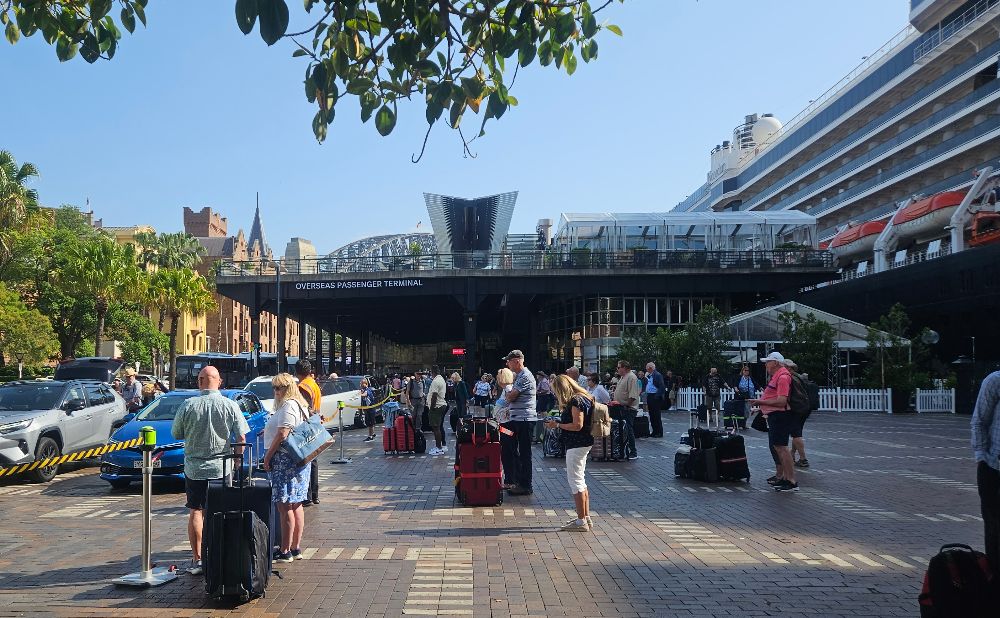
xmin=634 ymin=411 xmax=651 ymax=438
xmin=591 ymin=418 xmax=626 ymax=461
xmin=203 ymin=445 xmax=273 ymax=601
xmin=723 ymin=399 xmax=747 ymax=430
xmin=715 ymin=433 xmax=750 ymax=481
xmin=690 ymin=447 xmax=718 ymax=482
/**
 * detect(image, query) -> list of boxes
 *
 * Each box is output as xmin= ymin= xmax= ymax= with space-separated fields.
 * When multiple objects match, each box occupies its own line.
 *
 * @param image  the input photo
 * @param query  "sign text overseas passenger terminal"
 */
xmin=294 ymin=279 xmax=424 ymax=290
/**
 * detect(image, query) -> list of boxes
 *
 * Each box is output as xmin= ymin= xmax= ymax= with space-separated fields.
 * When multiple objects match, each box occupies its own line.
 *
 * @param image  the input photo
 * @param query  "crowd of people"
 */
xmin=165 ymin=350 xmax=819 ymax=571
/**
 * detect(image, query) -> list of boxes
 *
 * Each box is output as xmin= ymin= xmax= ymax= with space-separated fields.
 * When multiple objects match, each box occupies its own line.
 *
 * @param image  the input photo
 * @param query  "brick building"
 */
xmin=184 ymin=206 xmax=298 ymax=356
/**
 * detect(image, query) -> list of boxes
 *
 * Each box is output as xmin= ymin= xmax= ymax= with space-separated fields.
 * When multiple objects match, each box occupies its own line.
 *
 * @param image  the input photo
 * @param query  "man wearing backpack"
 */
xmin=784 ymin=360 xmax=816 ymax=469
xmin=750 ymin=352 xmax=798 ymax=492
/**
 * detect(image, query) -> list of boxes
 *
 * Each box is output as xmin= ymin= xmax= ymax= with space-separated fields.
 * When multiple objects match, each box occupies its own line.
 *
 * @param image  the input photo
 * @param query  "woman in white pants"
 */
xmin=546 ymin=375 xmax=595 ymax=531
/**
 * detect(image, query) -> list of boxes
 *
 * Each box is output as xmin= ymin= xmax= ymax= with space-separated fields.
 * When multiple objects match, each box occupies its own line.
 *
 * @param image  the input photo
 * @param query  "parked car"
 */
xmin=53 ymin=357 xmax=126 ymax=384
xmin=0 ymin=379 xmax=127 ymax=482
xmin=99 ymin=389 xmax=268 ymax=489
xmin=245 ymin=375 xmax=365 ymax=429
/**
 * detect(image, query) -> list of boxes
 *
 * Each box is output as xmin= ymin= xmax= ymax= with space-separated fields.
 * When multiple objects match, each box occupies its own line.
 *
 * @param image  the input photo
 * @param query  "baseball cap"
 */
xmin=760 ymin=351 xmax=785 ymax=363
xmin=502 ymin=349 xmax=525 ymax=361
xmin=783 ymin=359 xmax=798 ymax=369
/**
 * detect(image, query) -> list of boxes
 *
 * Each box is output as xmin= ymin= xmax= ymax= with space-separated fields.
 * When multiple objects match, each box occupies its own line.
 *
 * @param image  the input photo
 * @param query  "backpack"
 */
xmin=590 ymin=400 xmax=611 ymax=438
xmin=805 ymin=378 xmax=820 ymax=411
xmin=787 ymin=372 xmax=811 ymax=416
xmin=918 ymin=544 xmax=999 ymax=617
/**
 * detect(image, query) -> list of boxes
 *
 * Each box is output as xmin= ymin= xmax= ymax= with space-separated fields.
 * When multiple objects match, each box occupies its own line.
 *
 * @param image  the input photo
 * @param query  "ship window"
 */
xmin=927 ymin=240 xmax=942 ymax=256
xmin=856 ymin=261 xmax=868 ymax=275
xmin=894 ymin=250 xmax=908 ymax=265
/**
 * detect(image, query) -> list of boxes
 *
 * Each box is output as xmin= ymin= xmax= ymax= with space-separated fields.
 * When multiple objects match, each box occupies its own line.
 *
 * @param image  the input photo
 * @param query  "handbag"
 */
xmin=750 ymin=410 xmax=769 ymax=433
xmin=281 ymin=402 xmax=335 ymax=465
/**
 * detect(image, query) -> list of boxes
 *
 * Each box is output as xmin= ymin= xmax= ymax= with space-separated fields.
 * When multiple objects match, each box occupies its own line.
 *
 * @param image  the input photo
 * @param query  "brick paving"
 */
xmin=0 ymin=412 xmax=982 ymax=617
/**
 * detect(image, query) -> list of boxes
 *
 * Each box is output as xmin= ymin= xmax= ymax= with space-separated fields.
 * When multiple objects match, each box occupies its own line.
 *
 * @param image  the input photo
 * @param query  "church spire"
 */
xmin=248 ymin=192 xmax=272 ymax=260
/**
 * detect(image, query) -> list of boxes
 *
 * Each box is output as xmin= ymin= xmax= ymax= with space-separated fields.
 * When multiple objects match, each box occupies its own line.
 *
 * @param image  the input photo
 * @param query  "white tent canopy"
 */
xmin=727 ymin=301 xmax=896 ymax=351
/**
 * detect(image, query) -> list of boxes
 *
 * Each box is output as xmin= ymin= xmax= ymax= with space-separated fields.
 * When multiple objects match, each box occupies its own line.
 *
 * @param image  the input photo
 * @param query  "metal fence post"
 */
xmin=331 ymin=400 xmax=352 ymax=464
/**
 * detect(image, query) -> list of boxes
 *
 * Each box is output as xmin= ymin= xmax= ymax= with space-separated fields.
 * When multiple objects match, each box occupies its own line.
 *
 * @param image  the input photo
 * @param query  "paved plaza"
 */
xmin=0 ymin=411 xmax=982 ymax=617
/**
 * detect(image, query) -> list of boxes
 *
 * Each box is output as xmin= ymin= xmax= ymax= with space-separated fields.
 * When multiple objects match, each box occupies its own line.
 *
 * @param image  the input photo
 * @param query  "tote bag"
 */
xmin=282 ymin=402 xmax=335 ymax=465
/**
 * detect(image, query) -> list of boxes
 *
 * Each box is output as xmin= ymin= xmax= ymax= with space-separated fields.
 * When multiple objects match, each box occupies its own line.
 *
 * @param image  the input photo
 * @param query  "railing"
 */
xmin=915 ymin=388 xmax=955 ymax=413
xmin=675 ymin=387 xmax=893 ymax=413
xmin=217 ymin=249 xmax=835 ymax=277
xmin=835 ymin=241 xmax=954 ymax=284
xmin=913 ymin=0 xmax=1000 ymax=62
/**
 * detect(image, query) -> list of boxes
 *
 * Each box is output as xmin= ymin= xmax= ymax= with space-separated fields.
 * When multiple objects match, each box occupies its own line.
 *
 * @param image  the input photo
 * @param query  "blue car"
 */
xmin=99 ymin=389 xmax=268 ymax=489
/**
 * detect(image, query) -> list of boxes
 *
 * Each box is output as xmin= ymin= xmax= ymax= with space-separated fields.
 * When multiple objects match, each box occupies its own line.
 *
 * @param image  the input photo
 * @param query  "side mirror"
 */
xmin=64 ymin=398 xmax=86 ymax=413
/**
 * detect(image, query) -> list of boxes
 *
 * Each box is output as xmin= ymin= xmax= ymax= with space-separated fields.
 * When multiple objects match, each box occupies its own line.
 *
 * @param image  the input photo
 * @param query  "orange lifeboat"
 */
xmin=970 ymin=211 xmax=1000 ymax=247
xmin=892 ymin=190 xmax=966 ymax=239
xmin=827 ymin=220 xmax=886 ymax=261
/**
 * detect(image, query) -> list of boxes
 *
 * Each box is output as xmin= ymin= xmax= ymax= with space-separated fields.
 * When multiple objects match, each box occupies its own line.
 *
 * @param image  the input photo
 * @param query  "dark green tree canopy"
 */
xmin=2 ymin=0 xmax=624 ymax=157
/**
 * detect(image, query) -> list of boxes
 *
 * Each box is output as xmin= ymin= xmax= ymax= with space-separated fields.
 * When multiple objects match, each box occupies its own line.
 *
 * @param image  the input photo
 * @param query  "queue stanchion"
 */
xmin=113 ymin=426 xmax=178 ymax=588
xmin=331 ymin=400 xmax=351 ymax=464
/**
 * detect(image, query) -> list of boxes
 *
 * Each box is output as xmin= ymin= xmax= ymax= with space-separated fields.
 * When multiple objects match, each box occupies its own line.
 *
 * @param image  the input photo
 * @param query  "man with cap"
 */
xmin=121 ymin=367 xmax=143 ymax=412
xmin=750 ymin=352 xmax=798 ymax=491
xmin=503 ymin=350 xmax=537 ymax=496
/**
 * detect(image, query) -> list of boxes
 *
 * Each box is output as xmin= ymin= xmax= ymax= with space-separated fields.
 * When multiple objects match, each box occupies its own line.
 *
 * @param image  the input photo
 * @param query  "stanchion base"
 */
xmin=330 ymin=458 xmax=352 ymax=464
xmin=113 ymin=566 xmax=178 ymax=587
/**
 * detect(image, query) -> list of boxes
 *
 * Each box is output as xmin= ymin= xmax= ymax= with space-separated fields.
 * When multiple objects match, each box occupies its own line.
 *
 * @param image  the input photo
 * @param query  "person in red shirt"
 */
xmin=750 ymin=352 xmax=798 ymax=491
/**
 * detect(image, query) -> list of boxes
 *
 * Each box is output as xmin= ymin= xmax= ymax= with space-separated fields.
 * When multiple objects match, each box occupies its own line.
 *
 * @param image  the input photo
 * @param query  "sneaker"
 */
xmin=795 ymin=458 xmax=810 ymax=468
xmin=364 ymin=435 xmax=375 ymax=442
xmin=291 ymin=549 xmax=303 ymax=560
xmin=187 ymin=559 xmax=203 ymax=575
xmin=766 ymin=475 xmax=782 ymax=486
xmin=627 ymin=455 xmax=640 ymax=460
xmin=440 ymin=445 xmax=448 ymax=453
xmin=427 ymin=447 xmax=442 ymax=455
xmin=774 ymin=480 xmax=799 ymax=492
xmin=560 ymin=519 xmax=590 ymax=531
xmin=274 ymin=551 xmax=294 ymax=563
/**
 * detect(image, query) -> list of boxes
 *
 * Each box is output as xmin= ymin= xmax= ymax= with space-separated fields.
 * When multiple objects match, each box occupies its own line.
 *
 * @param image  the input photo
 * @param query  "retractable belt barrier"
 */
xmin=340 ymin=389 xmax=401 ymax=411
xmin=0 ymin=436 xmax=145 ymax=477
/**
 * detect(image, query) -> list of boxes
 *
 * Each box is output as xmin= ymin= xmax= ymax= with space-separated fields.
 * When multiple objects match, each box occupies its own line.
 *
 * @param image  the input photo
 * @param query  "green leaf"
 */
xmin=538 ymin=40 xmax=553 ymax=66
xmin=55 ymin=36 xmax=77 ymax=61
xmin=606 ymin=24 xmax=623 ymax=36
xmin=80 ymin=32 xmax=101 ymax=62
xmin=91 ymin=0 xmax=113 ymax=23
xmin=346 ymin=77 xmax=374 ymax=95
xmin=120 ymin=7 xmax=136 ymax=34
xmin=312 ymin=110 xmax=328 ymax=142
xmin=133 ymin=2 xmax=147 ymax=26
xmin=425 ymin=100 xmax=444 ymax=125
xmin=235 ymin=0 xmax=258 ymax=35
xmin=257 ymin=0 xmax=290 ymax=46
xmin=449 ymin=99 xmax=466 ymax=128
xmin=582 ymin=14 xmax=597 ymax=39
xmin=304 ymin=0 xmax=317 ymax=12
xmin=485 ymin=92 xmax=507 ymax=120
xmin=565 ymin=52 xmax=577 ymax=76
xmin=375 ymin=105 xmax=396 ymax=136
xmin=4 ymin=22 xmax=18 ymax=45
xmin=360 ymin=92 xmax=378 ymax=122
xmin=460 ymin=77 xmax=484 ymax=100
xmin=292 ymin=48 xmax=308 ymax=57
xmin=412 ymin=59 xmax=441 ymax=78
xmin=517 ymin=44 xmax=536 ymax=67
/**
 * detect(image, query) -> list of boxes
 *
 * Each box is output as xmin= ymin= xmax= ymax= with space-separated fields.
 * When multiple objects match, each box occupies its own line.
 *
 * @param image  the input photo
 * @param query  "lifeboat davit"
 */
xmin=827 ymin=220 xmax=886 ymax=260
xmin=892 ymin=190 xmax=966 ymax=239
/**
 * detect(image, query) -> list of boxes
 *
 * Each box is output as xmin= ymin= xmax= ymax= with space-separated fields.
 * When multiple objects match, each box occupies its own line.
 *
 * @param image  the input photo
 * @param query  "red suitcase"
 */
xmin=454 ymin=427 xmax=503 ymax=507
xmin=383 ymin=415 xmax=415 ymax=454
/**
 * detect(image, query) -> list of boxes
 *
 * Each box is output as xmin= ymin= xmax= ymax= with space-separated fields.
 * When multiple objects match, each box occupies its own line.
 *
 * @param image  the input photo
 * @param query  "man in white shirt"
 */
xmin=425 ymin=366 xmax=448 ymax=455
xmin=587 ymin=374 xmax=611 ymax=404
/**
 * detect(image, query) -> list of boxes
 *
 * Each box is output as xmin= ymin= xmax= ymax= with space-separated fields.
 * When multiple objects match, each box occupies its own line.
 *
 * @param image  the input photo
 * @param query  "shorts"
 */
xmin=185 ymin=474 xmax=230 ymax=510
xmin=767 ymin=412 xmax=796 ymax=448
xmin=364 ymin=409 xmax=377 ymax=427
xmin=792 ymin=410 xmax=810 ymax=438
xmin=428 ymin=405 xmax=448 ymax=428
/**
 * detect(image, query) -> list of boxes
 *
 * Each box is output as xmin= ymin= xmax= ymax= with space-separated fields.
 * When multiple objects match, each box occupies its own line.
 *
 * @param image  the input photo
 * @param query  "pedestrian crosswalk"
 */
xmin=402 ymin=548 xmax=474 ymax=616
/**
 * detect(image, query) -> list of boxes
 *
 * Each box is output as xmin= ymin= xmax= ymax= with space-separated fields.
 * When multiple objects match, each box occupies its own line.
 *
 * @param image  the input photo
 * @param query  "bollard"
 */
xmin=330 ymin=400 xmax=351 ymax=464
xmin=112 ymin=426 xmax=178 ymax=588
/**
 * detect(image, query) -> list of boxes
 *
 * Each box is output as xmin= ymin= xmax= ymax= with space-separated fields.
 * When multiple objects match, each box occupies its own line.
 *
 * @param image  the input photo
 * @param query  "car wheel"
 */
xmin=108 ymin=479 xmax=131 ymax=490
xmin=27 ymin=437 xmax=60 ymax=483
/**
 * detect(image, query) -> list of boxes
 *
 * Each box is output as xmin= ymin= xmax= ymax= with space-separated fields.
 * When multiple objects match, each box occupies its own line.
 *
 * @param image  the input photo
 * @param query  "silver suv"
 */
xmin=0 ymin=380 xmax=127 ymax=482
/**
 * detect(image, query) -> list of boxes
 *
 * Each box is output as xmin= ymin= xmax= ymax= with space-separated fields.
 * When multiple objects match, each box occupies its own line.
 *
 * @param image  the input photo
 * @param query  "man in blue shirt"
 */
xmin=644 ymin=362 xmax=667 ymax=438
xmin=503 ymin=349 xmax=537 ymax=496
xmin=972 ymin=370 xmax=1000 ymax=569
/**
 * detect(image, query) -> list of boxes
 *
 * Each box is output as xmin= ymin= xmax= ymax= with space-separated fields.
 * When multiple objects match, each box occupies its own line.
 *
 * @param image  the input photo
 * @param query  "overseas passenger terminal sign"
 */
xmin=292 ymin=279 xmax=425 ymax=295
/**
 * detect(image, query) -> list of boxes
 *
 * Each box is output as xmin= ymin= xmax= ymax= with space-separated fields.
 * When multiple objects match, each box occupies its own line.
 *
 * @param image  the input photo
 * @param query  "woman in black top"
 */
xmin=546 ymin=375 xmax=595 ymax=532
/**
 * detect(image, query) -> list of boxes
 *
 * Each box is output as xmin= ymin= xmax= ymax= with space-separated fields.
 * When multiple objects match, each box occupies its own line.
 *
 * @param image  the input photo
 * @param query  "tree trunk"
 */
xmin=168 ymin=312 xmax=179 ymax=390
xmin=156 ymin=310 xmax=167 ymax=378
xmin=94 ymin=297 xmax=107 ymax=356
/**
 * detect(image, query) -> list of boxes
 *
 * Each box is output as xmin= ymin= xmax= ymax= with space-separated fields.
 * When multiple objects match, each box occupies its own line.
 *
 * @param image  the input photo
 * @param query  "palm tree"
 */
xmin=133 ymin=231 xmax=206 ymax=271
xmin=0 ymin=150 xmax=40 ymax=265
xmin=60 ymin=236 xmax=144 ymax=355
xmin=152 ymin=268 xmax=216 ymax=388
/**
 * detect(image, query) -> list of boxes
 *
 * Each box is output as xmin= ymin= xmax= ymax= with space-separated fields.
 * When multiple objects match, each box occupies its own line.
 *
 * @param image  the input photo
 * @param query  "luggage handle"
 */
xmin=938 ymin=543 xmax=975 ymax=552
xmin=219 ymin=442 xmax=253 ymax=490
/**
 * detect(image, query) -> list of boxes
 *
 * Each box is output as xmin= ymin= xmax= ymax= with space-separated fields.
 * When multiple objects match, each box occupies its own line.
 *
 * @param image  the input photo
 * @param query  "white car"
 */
xmin=245 ymin=375 xmax=363 ymax=429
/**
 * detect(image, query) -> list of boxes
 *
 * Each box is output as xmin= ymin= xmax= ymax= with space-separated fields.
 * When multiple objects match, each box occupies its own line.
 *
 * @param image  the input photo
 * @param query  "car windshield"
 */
xmin=0 ymin=383 xmax=64 ymax=412
xmin=245 ymin=381 xmax=274 ymax=400
xmin=53 ymin=367 xmax=113 ymax=381
xmin=134 ymin=395 xmax=195 ymax=421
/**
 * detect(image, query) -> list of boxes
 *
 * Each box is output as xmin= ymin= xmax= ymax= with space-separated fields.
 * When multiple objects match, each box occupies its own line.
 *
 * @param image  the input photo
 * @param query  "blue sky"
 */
xmin=2 ymin=0 xmax=907 ymax=256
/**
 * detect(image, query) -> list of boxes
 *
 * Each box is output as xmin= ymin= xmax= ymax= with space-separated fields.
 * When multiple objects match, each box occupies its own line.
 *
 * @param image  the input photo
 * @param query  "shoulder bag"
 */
xmin=281 ymin=401 xmax=335 ymax=466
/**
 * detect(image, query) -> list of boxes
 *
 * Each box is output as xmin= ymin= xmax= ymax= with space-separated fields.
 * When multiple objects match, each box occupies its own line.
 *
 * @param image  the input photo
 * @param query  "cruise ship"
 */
xmin=674 ymin=0 xmax=1000 ymax=363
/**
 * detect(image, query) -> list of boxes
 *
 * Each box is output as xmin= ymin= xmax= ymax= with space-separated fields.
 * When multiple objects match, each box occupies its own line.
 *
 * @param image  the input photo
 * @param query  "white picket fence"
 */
xmin=675 ymin=387 xmax=893 ymax=413
xmin=915 ymin=388 xmax=955 ymax=413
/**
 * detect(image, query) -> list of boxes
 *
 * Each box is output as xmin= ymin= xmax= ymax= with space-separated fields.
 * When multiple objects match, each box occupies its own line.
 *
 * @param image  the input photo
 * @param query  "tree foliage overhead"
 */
xmin=0 ymin=283 xmax=58 ymax=368
xmin=2 ymin=1 xmax=625 ymax=156
xmin=616 ymin=305 xmax=731 ymax=384
xmin=778 ymin=310 xmax=836 ymax=385
xmin=864 ymin=303 xmax=932 ymax=404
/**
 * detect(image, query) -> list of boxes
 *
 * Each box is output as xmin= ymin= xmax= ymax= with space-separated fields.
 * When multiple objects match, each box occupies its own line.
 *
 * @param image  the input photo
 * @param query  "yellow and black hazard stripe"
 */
xmin=0 ymin=436 xmax=144 ymax=477
xmin=341 ymin=390 xmax=402 ymax=411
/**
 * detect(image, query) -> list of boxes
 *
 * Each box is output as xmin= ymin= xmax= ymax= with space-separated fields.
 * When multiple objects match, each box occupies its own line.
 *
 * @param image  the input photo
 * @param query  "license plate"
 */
xmin=133 ymin=460 xmax=162 ymax=468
